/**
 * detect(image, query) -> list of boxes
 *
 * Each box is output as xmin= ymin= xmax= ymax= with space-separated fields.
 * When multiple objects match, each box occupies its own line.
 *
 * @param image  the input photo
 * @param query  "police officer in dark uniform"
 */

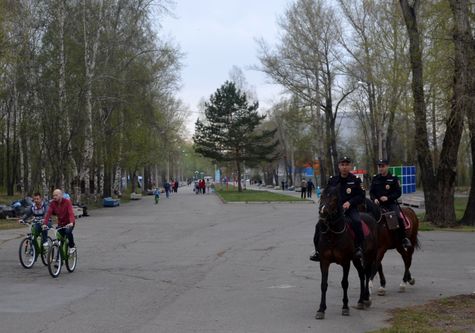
xmin=370 ymin=159 xmax=412 ymax=248
xmin=310 ymin=156 xmax=365 ymax=261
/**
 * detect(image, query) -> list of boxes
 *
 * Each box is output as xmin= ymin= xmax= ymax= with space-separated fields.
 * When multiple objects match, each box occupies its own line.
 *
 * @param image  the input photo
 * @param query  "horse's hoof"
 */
xmin=315 ymin=311 xmax=325 ymax=320
xmin=356 ymin=302 xmax=365 ymax=310
xmin=364 ymin=299 xmax=372 ymax=308
xmin=377 ymin=287 xmax=386 ymax=296
xmin=399 ymin=282 xmax=407 ymax=292
xmin=342 ymin=308 xmax=350 ymax=316
xmin=409 ymin=278 xmax=415 ymax=285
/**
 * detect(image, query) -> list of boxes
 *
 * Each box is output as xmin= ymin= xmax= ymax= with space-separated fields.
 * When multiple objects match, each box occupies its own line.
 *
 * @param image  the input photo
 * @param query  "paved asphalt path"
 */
xmin=0 ymin=186 xmax=474 ymax=333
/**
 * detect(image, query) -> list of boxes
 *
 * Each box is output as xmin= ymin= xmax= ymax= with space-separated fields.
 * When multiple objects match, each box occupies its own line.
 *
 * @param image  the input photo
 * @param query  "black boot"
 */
xmin=309 ymin=223 xmax=321 ymax=262
xmin=398 ymin=221 xmax=412 ymax=249
xmin=402 ymin=237 xmax=412 ymax=249
xmin=309 ymin=251 xmax=320 ymax=262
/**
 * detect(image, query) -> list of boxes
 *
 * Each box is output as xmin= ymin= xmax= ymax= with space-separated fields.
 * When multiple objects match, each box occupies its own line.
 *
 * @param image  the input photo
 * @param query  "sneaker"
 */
xmin=69 ymin=247 xmax=76 ymax=255
xmin=43 ymin=242 xmax=49 ymax=249
xmin=309 ymin=251 xmax=320 ymax=262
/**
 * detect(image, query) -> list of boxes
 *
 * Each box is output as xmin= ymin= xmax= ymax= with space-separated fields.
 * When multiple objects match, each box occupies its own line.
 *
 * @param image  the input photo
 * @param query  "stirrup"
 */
xmin=354 ymin=247 xmax=363 ymax=259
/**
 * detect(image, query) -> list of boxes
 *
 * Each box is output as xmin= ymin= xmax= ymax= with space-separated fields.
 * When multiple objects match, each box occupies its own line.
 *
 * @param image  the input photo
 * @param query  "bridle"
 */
xmin=319 ymin=203 xmax=347 ymax=235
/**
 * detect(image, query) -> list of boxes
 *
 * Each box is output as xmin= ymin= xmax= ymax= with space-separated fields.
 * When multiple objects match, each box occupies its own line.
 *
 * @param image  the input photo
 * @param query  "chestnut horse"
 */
xmin=360 ymin=198 xmax=420 ymax=295
xmin=315 ymin=185 xmax=378 ymax=319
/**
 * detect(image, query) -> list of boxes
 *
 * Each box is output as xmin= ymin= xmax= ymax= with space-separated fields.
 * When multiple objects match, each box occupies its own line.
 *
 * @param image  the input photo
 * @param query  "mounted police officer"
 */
xmin=310 ymin=156 xmax=365 ymax=261
xmin=370 ymin=159 xmax=412 ymax=249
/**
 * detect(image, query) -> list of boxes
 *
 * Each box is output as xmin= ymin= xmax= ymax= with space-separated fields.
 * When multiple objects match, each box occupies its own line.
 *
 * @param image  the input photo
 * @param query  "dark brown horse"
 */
xmin=361 ymin=198 xmax=420 ymax=295
xmin=315 ymin=185 xmax=378 ymax=319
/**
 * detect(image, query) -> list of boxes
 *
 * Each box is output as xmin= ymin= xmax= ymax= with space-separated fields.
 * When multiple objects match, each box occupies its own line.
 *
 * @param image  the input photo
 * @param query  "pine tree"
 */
xmin=193 ymin=81 xmax=278 ymax=192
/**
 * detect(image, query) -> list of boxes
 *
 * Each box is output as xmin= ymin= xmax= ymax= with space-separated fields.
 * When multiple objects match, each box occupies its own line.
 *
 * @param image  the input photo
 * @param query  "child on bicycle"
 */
xmin=154 ymin=188 xmax=160 ymax=204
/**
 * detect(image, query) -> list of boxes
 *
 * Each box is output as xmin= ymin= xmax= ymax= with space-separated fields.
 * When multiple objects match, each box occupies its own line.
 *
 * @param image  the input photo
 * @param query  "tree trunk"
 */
xmin=400 ymin=0 xmax=438 ymax=222
xmin=236 ymin=157 xmax=242 ymax=192
xmin=81 ymin=0 xmax=104 ymax=195
xmin=451 ymin=0 xmax=475 ymax=225
xmin=461 ymin=117 xmax=475 ymax=225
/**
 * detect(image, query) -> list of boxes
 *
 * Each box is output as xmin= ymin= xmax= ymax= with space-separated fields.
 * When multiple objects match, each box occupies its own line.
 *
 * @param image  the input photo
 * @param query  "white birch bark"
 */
xmin=81 ymin=0 xmax=104 ymax=195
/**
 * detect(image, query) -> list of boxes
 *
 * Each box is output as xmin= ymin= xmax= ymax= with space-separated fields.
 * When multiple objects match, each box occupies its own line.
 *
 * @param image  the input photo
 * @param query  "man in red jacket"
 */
xmin=43 ymin=189 xmax=76 ymax=254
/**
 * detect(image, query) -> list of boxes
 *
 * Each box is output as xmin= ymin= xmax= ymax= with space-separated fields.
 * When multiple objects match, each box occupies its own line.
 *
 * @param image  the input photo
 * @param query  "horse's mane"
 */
xmin=362 ymin=198 xmax=381 ymax=221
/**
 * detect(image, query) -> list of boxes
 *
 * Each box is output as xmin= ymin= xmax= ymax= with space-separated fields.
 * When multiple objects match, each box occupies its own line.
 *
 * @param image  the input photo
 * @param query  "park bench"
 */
xmin=130 ymin=193 xmax=143 ymax=200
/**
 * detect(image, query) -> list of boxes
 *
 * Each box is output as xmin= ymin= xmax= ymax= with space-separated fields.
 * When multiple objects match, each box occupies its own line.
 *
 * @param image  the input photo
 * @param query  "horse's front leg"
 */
xmin=316 ymin=261 xmax=329 ymax=319
xmin=353 ymin=258 xmax=365 ymax=309
xmin=397 ymin=247 xmax=415 ymax=292
xmin=341 ymin=261 xmax=350 ymax=316
xmin=363 ymin=262 xmax=374 ymax=308
xmin=376 ymin=262 xmax=387 ymax=296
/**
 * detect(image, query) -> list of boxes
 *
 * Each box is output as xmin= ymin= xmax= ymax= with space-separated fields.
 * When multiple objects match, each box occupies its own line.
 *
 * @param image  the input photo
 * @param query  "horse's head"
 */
xmin=319 ymin=184 xmax=342 ymax=220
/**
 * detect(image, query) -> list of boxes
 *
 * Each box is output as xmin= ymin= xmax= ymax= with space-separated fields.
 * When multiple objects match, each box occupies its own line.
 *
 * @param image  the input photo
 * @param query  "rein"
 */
xmin=320 ymin=208 xmax=347 ymax=235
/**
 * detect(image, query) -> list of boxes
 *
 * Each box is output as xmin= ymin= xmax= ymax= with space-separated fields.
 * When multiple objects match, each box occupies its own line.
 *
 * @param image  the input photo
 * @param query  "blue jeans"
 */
xmin=33 ymin=222 xmax=50 ymax=244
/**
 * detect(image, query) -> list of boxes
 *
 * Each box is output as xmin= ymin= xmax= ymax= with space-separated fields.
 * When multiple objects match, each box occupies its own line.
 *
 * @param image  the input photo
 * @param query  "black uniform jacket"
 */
xmin=370 ymin=173 xmax=401 ymax=205
xmin=327 ymin=173 xmax=364 ymax=208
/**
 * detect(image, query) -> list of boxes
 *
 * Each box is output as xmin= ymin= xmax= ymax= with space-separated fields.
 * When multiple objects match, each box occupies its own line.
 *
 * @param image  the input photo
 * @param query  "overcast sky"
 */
xmin=159 ymin=0 xmax=291 ymax=134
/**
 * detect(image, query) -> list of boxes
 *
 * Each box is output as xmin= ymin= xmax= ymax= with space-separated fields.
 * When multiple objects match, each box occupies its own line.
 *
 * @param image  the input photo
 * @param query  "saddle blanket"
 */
xmin=348 ymin=220 xmax=371 ymax=240
xmin=399 ymin=211 xmax=412 ymax=230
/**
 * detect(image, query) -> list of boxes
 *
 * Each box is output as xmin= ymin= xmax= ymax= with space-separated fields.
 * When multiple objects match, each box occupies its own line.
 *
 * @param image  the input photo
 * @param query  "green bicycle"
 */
xmin=18 ymin=218 xmax=53 ymax=269
xmin=47 ymin=226 xmax=78 ymax=278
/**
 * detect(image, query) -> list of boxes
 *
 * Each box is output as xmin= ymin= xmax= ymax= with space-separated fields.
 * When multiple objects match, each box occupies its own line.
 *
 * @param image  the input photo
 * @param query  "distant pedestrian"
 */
xmin=307 ymin=179 xmax=315 ymax=198
xmin=154 ymin=188 xmax=160 ymax=204
xmin=206 ymin=178 xmax=211 ymax=193
xmin=300 ymin=178 xmax=307 ymax=199
xmin=199 ymin=179 xmax=206 ymax=194
xmin=316 ymin=186 xmax=321 ymax=199
xmin=164 ymin=181 xmax=171 ymax=198
xmin=174 ymin=180 xmax=179 ymax=193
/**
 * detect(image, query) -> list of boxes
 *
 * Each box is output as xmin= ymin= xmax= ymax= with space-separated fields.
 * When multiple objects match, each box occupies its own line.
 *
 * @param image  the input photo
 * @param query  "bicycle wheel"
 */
xmin=65 ymin=245 xmax=77 ymax=272
xmin=47 ymin=244 xmax=62 ymax=278
xmin=40 ymin=236 xmax=54 ymax=266
xmin=19 ymin=237 xmax=36 ymax=269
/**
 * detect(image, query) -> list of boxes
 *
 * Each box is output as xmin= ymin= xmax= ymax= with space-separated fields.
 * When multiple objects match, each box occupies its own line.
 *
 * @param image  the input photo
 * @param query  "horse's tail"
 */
xmin=401 ymin=207 xmax=421 ymax=250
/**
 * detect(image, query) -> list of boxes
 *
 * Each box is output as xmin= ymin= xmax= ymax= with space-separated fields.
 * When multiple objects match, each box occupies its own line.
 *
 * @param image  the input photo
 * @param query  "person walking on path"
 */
xmin=300 ymin=178 xmax=307 ymax=199
xmin=164 ymin=181 xmax=171 ymax=198
xmin=307 ymin=179 xmax=315 ymax=198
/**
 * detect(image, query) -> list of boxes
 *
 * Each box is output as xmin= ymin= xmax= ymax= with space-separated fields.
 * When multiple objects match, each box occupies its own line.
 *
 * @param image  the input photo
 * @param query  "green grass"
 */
xmin=215 ymin=185 xmax=306 ymax=203
xmin=0 ymin=219 xmax=24 ymax=230
xmin=369 ymin=294 xmax=475 ymax=333
xmin=454 ymin=196 xmax=467 ymax=221
xmin=0 ymin=194 xmax=20 ymax=205
xmin=415 ymin=197 xmax=475 ymax=231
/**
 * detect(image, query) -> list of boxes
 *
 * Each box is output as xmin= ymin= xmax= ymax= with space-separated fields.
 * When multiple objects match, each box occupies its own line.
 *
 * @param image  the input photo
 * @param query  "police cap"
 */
xmin=376 ymin=159 xmax=389 ymax=165
xmin=339 ymin=156 xmax=352 ymax=163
